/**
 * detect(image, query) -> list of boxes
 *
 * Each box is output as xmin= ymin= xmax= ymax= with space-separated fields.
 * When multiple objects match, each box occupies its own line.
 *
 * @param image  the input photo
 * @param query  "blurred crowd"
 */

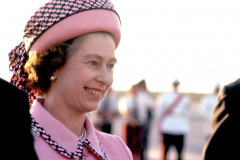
xmin=90 ymin=79 xmax=220 ymax=160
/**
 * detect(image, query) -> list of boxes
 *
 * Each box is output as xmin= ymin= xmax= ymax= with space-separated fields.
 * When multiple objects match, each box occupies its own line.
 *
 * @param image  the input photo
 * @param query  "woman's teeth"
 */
xmin=87 ymin=88 xmax=102 ymax=96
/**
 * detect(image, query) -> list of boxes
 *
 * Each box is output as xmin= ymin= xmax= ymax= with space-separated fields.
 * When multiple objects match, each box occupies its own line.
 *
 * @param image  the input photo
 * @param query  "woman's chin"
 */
xmin=83 ymin=102 xmax=100 ymax=112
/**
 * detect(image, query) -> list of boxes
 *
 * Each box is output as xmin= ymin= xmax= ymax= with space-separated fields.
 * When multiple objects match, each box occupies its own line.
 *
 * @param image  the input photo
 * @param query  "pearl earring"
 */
xmin=50 ymin=75 xmax=56 ymax=81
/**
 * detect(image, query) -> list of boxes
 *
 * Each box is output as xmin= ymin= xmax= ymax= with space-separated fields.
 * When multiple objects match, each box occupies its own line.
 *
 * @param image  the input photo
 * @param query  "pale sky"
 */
xmin=1 ymin=0 xmax=240 ymax=93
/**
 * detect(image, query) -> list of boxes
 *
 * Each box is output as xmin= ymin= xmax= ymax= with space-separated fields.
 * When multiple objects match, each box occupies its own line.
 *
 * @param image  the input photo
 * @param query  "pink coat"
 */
xmin=31 ymin=100 xmax=133 ymax=160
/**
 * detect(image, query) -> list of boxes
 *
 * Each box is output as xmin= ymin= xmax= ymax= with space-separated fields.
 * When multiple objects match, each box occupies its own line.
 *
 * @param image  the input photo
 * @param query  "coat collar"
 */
xmin=31 ymin=100 xmax=108 ymax=160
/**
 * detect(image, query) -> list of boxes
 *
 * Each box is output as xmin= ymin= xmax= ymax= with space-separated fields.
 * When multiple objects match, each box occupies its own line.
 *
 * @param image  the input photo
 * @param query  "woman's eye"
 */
xmin=107 ymin=63 xmax=115 ymax=70
xmin=88 ymin=61 xmax=97 ymax=66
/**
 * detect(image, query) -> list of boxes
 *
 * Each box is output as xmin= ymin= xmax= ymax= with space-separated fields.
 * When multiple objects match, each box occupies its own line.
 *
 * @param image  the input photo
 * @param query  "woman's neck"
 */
xmin=42 ymin=94 xmax=86 ymax=137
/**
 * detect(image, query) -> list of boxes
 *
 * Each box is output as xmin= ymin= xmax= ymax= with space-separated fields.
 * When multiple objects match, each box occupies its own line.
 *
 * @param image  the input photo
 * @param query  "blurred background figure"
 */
xmin=118 ymin=80 xmax=154 ymax=160
xmin=97 ymin=87 xmax=119 ymax=134
xmin=155 ymin=79 xmax=190 ymax=160
xmin=119 ymin=85 xmax=141 ymax=160
xmin=198 ymin=83 xmax=220 ymax=140
xmin=136 ymin=80 xmax=155 ymax=160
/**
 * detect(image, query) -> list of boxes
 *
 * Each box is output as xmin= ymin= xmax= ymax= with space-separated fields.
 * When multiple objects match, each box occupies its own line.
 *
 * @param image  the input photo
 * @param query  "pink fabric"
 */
xmin=29 ymin=9 xmax=121 ymax=52
xmin=31 ymin=100 xmax=132 ymax=160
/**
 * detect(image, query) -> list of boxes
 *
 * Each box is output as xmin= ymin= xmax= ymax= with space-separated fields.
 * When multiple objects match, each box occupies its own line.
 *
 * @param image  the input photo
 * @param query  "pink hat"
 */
xmin=8 ymin=0 xmax=121 ymax=104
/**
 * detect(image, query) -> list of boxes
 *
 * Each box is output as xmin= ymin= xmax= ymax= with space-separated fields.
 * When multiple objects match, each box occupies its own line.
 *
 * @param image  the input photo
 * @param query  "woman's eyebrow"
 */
xmin=83 ymin=54 xmax=117 ymax=62
xmin=82 ymin=54 xmax=103 ymax=60
xmin=110 ymin=57 xmax=117 ymax=63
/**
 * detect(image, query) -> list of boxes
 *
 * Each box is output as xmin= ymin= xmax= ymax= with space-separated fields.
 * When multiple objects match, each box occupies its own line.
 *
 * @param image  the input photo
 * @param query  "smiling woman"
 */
xmin=8 ymin=0 xmax=133 ymax=159
xmin=25 ymin=32 xmax=117 ymax=97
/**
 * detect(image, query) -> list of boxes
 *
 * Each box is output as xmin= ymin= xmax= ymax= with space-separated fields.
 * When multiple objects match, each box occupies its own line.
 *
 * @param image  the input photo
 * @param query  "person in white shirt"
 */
xmin=119 ymin=81 xmax=154 ymax=160
xmin=155 ymin=79 xmax=190 ymax=160
xmin=136 ymin=80 xmax=155 ymax=160
xmin=118 ymin=85 xmax=141 ymax=160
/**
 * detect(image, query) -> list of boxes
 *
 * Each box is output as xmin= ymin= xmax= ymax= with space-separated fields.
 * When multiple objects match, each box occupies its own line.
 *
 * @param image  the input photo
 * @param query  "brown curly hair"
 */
xmin=24 ymin=38 xmax=77 ymax=94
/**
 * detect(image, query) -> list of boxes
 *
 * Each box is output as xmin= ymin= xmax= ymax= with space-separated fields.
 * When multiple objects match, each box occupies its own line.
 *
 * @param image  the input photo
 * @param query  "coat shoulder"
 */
xmin=223 ymin=78 xmax=240 ymax=95
xmin=219 ymin=78 xmax=240 ymax=114
xmin=203 ymin=78 xmax=240 ymax=159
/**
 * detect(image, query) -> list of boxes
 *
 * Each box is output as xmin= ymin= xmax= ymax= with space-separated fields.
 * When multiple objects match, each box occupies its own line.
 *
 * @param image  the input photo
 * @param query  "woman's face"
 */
xmin=51 ymin=32 xmax=116 ymax=113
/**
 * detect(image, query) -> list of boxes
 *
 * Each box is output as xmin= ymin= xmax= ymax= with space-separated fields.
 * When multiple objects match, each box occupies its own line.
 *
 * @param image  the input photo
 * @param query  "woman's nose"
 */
xmin=96 ymin=67 xmax=113 ymax=86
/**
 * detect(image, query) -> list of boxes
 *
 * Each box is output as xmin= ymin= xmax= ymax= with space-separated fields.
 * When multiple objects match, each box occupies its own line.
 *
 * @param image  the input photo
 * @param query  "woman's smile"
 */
xmin=84 ymin=87 xmax=104 ymax=99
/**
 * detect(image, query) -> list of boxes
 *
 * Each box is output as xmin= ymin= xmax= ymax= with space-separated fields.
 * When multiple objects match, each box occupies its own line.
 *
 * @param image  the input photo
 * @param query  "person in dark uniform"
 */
xmin=0 ymin=78 xmax=38 ymax=159
xmin=202 ymin=78 xmax=240 ymax=160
